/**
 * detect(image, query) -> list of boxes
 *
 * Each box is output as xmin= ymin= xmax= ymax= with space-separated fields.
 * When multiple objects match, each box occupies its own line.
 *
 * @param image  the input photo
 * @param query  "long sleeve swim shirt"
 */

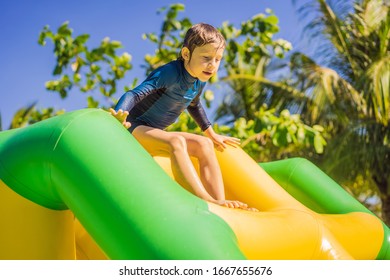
xmin=115 ymin=59 xmax=212 ymax=131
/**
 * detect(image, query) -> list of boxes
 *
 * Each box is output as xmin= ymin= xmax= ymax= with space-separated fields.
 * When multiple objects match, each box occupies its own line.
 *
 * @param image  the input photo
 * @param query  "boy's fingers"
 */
xmin=229 ymin=138 xmax=241 ymax=145
xmin=228 ymin=137 xmax=240 ymax=143
xmin=222 ymin=137 xmax=241 ymax=148
xmin=118 ymin=110 xmax=128 ymax=118
xmin=225 ymin=141 xmax=239 ymax=148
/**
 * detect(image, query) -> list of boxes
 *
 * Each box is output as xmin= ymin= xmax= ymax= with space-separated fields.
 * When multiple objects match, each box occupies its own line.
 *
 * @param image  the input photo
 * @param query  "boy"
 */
xmin=111 ymin=23 xmax=256 ymax=211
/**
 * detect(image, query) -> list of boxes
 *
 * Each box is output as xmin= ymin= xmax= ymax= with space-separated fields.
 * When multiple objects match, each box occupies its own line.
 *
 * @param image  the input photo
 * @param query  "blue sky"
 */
xmin=0 ymin=0 xmax=304 ymax=128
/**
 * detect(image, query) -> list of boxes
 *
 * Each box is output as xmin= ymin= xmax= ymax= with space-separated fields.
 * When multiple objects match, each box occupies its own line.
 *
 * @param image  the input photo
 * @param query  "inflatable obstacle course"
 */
xmin=0 ymin=109 xmax=389 ymax=259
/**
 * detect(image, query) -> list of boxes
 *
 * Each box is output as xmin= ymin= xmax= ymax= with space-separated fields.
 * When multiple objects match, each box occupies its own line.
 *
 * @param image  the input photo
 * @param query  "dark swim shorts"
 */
xmin=128 ymin=119 xmax=149 ymax=134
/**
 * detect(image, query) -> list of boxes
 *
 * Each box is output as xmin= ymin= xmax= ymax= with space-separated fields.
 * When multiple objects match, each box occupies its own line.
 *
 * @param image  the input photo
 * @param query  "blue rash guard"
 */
xmin=115 ymin=59 xmax=212 ymax=133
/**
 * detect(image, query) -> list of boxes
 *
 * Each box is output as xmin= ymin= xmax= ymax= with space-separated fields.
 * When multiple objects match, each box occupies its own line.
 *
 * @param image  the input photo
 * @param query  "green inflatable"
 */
xmin=0 ymin=109 xmax=244 ymax=259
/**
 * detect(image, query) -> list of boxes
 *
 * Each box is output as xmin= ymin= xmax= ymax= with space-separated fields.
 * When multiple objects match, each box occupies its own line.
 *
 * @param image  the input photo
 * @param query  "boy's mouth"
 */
xmin=203 ymin=71 xmax=213 ymax=76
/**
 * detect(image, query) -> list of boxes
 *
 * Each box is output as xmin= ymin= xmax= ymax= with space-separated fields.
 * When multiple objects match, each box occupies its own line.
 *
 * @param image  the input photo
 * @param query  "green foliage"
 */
xmin=215 ymin=105 xmax=326 ymax=162
xmin=342 ymin=172 xmax=382 ymax=218
xmin=142 ymin=3 xmax=192 ymax=74
xmin=5 ymin=22 xmax=134 ymax=130
xmin=8 ymin=103 xmax=65 ymax=129
xmin=39 ymin=21 xmax=133 ymax=108
xmin=221 ymin=9 xmax=291 ymax=69
xmin=216 ymin=9 xmax=295 ymax=122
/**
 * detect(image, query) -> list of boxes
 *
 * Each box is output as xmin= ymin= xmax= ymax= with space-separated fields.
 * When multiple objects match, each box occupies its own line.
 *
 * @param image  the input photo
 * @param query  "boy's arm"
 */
xmin=112 ymin=66 xmax=172 ymax=125
xmin=111 ymin=76 xmax=161 ymax=128
xmin=115 ymin=63 xmax=179 ymax=113
xmin=187 ymin=94 xmax=240 ymax=150
xmin=114 ymin=82 xmax=155 ymax=113
xmin=187 ymin=94 xmax=212 ymax=131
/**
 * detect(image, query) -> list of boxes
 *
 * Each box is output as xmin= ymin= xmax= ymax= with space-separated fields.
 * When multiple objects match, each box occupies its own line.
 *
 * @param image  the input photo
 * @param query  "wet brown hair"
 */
xmin=179 ymin=23 xmax=226 ymax=60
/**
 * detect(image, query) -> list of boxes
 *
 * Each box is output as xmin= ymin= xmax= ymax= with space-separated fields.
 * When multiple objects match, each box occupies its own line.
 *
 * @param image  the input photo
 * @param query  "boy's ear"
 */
xmin=181 ymin=47 xmax=190 ymax=61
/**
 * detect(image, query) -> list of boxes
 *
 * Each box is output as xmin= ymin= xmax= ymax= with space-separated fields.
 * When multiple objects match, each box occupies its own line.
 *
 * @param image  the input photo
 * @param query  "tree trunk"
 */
xmin=372 ymin=174 xmax=389 ymax=226
xmin=382 ymin=194 xmax=390 ymax=227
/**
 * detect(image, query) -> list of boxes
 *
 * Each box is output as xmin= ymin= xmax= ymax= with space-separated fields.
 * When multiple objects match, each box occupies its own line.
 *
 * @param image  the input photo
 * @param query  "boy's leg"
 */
xmin=171 ymin=132 xmax=225 ymax=201
xmin=132 ymin=126 xmax=216 ymax=203
xmin=164 ymin=132 xmax=252 ymax=210
xmin=132 ymin=126 xmax=245 ymax=209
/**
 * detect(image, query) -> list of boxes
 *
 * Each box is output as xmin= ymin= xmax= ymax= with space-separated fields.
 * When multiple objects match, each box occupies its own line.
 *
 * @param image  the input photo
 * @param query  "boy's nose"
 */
xmin=207 ymin=61 xmax=216 ymax=69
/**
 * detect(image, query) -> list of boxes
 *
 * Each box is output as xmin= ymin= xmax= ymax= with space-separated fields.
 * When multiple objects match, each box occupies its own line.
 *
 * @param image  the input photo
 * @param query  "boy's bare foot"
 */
xmin=216 ymin=200 xmax=245 ymax=209
xmin=216 ymin=200 xmax=259 ymax=212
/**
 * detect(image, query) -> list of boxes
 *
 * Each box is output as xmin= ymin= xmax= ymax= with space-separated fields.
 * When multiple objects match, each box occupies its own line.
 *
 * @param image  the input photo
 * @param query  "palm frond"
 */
xmin=360 ymin=56 xmax=390 ymax=125
xmin=322 ymin=119 xmax=390 ymax=182
xmin=289 ymin=52 xmax=366 ymax=123
xmin=294 ymin=0 xmax=376 ymax=79
xmin=222 ymin=74 xmax=306 ymax=101
xmin=220 ymin=73 xmax=310 ymax=120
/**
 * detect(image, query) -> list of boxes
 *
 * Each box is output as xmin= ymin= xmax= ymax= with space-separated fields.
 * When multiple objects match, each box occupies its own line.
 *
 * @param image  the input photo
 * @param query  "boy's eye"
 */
xmin=203 ymin=56 xmax=221 ymax=62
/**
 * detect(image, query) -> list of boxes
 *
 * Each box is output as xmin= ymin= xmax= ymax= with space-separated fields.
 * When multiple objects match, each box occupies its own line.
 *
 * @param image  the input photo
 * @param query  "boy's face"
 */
xmin=182 ymin=42 xmax=224 ymax=82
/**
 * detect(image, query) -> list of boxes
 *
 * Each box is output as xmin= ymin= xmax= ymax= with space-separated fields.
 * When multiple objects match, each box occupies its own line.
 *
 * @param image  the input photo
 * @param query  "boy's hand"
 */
xmin=109 ymin=108 xmax=131 ymax=129
xmin=203 ymin=126 xmax=240 ymax=151
xmin=212 ymin=134 xmax=241 ymax=150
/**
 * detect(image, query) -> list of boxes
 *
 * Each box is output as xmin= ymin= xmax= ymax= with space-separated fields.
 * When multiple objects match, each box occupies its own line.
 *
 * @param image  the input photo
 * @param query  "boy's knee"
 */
xmin=201 ymin=137 xmax=214 ymax=149
xmin=169 ymin=135 xmax=187 ymax=152
xmin=195 ymin=136 xmax=215 ymax=154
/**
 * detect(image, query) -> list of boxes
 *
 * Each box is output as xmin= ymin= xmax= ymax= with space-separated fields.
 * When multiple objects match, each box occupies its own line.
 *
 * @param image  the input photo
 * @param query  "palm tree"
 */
xmin=288 ymin=0 xmax=390 ymax=224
